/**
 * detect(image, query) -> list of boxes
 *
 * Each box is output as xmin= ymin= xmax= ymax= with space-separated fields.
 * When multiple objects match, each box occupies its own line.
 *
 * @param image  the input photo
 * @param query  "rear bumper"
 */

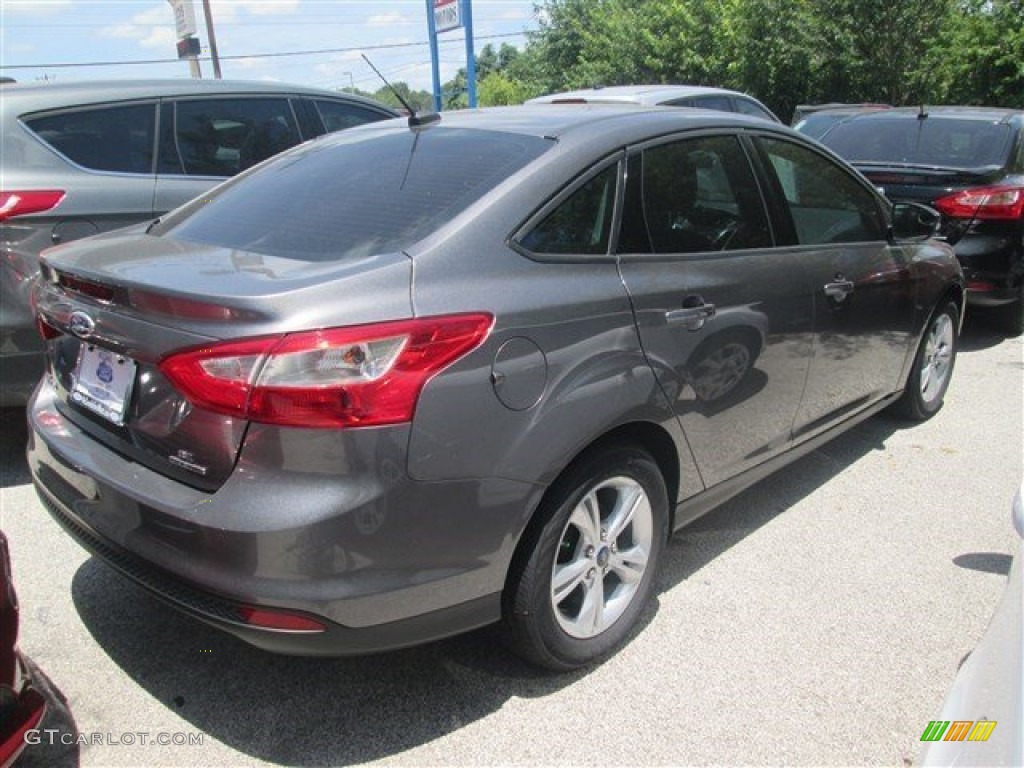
xmin=0 ymin=652 xmax=46 ymax=768
xmin=27 ymin=380 xmax=539 ymax=655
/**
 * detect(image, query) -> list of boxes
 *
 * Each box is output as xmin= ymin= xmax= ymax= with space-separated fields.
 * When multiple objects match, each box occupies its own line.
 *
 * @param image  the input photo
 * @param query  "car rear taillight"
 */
xmin=159 ymin=313 xmax=493 ymax=429
xmin=36 ymin=316 xmax=60 ymax=341
xmin=933 ymin=185 xmax=1024 ymax=220
xmin=0 ymin=190 xmax=66 ymax=222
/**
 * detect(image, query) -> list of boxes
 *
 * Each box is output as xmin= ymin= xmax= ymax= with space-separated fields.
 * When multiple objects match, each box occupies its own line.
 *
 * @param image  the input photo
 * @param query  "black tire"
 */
xmin=893 ymin=300 xmax=959 ymax=421
xmin=501 ymin=445 xmax=668 ymax=671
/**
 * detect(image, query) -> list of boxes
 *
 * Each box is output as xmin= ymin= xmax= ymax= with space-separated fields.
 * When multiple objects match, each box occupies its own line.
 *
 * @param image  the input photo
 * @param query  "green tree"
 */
xmin=925 ymin=0 xmax=1024 ymax=107
xmin=478 ymin=72 xmax=534 ymax=105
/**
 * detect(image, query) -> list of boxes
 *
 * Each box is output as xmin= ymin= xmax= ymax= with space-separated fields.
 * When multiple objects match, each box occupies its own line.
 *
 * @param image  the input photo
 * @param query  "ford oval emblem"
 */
xmin=68 ymin=310 xmax=95 ymax=339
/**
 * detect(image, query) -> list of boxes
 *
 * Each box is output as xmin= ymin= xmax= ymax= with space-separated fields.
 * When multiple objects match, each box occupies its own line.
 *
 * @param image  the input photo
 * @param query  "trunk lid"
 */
xmin=35 ymin=231 xmax=413 ymax=489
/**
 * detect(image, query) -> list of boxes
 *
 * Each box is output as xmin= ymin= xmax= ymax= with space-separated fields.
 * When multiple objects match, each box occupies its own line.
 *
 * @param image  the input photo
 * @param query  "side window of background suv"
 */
xmin=26 ymin=104 xmax=156 ymax=174
xmin=314 ymin=100 xmax=391 ymax=133
xmin=170 ymin=98 xmax=301 ymax=177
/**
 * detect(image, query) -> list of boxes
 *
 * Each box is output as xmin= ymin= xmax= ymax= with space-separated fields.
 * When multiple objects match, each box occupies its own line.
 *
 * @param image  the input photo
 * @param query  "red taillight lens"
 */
xmin=933 ymin=185 xmax=1024 ymax=220
xmin=36 ymin=316 xmax=60 ymax=340
xmin=237 ymin=606 xmax=325 ymax=632
xmin=159 ymin=313 xmax=493 ymax=428
xmin=0 ymin=190 xmax=66 ymax=222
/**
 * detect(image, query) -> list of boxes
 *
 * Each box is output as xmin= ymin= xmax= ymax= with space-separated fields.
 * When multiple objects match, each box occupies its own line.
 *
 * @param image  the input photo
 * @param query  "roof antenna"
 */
xmin=361 ymin=54 xmax=440 ymax=130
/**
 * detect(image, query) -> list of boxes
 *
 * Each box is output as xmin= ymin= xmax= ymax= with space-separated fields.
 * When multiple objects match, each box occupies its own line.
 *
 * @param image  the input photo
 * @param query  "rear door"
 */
xmin=152 ymin=96 xmax=304 ymax=215
xmin=617 ymin=132 xmax=815 ymax=488
xmin=752 ymin=135 xmax=917 ymax=439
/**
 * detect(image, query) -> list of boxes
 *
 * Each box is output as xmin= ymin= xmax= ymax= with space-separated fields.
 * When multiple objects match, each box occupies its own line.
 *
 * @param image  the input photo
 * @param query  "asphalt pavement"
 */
xmin=1 ymin=311 xmax=1021 ymax=767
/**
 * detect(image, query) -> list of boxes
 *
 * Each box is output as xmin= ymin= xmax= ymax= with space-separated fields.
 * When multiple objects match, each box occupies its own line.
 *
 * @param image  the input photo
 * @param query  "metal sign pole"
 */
xmin=463 ymin=0 xmax=476 ymax=108
xmin=201 ymin=0 xmax=222 ymax=79
xmin=426 ymin=0 xmax=443 ymax=112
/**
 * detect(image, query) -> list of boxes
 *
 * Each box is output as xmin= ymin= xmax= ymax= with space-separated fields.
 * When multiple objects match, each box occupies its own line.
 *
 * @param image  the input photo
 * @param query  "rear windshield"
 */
xmin=822 ymin=117 xmax=1013 ymax=169
xmin=161 ymin=126 xmax=551 ymax=261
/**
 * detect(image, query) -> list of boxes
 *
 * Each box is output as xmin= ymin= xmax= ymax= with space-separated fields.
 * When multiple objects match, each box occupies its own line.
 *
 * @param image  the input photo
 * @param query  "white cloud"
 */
xmin=368 ymin=12 xmax=410 ymax=26
xmin=1 ymin=0 xmax=73 ymax=17
xmin=235 ymin=0 xmax=300 ymax=17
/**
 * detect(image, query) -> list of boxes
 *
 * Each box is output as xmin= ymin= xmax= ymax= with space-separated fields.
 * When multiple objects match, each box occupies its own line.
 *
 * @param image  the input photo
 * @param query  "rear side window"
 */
xmin=759 ymin=137 xmax=885 ymax=245
xmin=734 ymin=98 xmax=776 ymax=122
xmin=25 ymin=104 xmax=156 ymax=173
xmin=518 ymin=164 xmax=618 ymax=255
xmin=162 ymin=127 xmax=551 ymax=262
xmin=314 ymin=99 xmax=392 ymax=133
xmin=173 ymin=98 xmax=301 ymax=177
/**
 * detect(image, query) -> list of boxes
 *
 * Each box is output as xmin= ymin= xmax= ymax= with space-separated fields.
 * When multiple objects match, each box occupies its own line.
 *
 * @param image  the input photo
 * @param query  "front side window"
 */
xmin=25 ymin=104 xmax=156 ymax=174
xmin=759 ymin=137 xmax=885 ymax=245
xmin=518 ymin=164 xmax=618 ymax=255
xmin=619 ymin=135 xmax=771 ymax=255
xmin=173 ymin=98 xmax=301 ymax=177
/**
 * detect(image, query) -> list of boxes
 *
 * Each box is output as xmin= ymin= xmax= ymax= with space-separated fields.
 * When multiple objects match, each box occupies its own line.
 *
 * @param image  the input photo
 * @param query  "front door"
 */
xmin=752 ymin=136 xmax=917 ymax=440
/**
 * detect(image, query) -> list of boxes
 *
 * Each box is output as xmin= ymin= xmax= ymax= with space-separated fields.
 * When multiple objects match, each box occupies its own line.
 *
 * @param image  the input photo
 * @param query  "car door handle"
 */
xmin=823 ymin=280 xmax=854 ymax=301
xmin=666 ymin=300 xmax=716 ymax=331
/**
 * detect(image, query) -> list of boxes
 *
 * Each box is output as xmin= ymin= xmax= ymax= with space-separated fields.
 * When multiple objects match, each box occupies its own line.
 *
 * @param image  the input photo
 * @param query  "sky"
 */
xmin=0 ymin=0 xmax=542 ymax=93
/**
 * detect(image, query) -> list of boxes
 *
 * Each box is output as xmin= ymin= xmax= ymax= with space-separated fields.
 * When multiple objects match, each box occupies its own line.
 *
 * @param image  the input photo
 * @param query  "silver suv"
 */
xmin=0 ymin=79 xmax=397 ymax=405
xmin=527 ymin=84 xmax=780 ymax=122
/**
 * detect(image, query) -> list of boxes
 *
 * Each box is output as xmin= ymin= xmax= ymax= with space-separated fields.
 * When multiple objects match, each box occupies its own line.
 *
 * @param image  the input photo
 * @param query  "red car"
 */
xmin=0 ymin=531 xmax=46 ymax=767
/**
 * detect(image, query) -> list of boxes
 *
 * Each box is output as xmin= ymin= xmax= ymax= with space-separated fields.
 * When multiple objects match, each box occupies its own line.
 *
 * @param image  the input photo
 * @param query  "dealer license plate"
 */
xmin=70 ymin=344 xmax=137 ymax=426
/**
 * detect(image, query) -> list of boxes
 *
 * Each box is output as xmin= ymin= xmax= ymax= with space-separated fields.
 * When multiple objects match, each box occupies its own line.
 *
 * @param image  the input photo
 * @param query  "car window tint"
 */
xmin=314 ymin=99 xmax=391 ymax=133
xmin=759 ymin=138 xmax=885 ymax=245
xmin=822 ymin=118 xmax=1013 ymax=169
xmin=518 ymin=165 xmax=617 ymax=255
xmin=162 ymin=127 xmax=551 ymax=262
xmin=25 ymin=104 xmax=156 ymax=174
xmin=623 ymin=135 xmax=771 ymax=255
xmin=691 ymin=96 xmax=733 ymax=112
xmin=174 ymin=98 xmax=301 ymax=177
xmin=734 ymin=98 xmax=775 ymax=121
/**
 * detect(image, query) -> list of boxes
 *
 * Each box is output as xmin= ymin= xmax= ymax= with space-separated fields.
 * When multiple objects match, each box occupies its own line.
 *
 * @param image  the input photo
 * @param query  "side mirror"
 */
xmin=890 ymin=202 xmax=942 ymax=240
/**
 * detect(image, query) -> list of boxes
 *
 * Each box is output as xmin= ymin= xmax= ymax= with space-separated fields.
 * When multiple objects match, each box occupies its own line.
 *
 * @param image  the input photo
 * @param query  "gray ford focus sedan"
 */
xmin=27 ymin=106 xmax=964 ymax=670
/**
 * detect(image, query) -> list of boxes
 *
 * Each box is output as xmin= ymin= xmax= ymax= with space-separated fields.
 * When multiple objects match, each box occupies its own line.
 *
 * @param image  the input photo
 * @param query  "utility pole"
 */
xmin=201 ymin=0 xmax=222 ymax=78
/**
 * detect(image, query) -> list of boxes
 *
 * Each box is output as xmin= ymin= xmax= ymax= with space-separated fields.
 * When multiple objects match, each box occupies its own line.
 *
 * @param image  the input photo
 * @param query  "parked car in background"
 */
xmin=804 ymin=106 xmax=1024 ymax=334
xmin=0 ymin=531 xmax=46 ymax=768
xmin=29 ymin=105 xmax=962 ymax=671
xmin=791 ymin=103 xmax=891 ymax=139
xmin=527 ymin=84 xmax=781 ymax=123
xmin=918 ymin=482 xmax=1023 ymax=766
xmin=0 ymin=79 xmax=398 ymax=405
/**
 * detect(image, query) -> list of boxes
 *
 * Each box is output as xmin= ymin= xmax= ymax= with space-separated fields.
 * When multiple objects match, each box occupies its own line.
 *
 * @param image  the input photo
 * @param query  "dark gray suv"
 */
xmin=28 ymin=106 xmax=963 ymax=670
xmin=0 ymin=79 xmax=397 ymax=405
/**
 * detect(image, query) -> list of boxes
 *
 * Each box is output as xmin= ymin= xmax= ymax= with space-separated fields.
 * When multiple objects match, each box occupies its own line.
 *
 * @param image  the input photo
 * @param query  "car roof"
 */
xmin=811 ymin=105 xmax=1023 ymax=125
xmin=1 ymin=78 xmax=397 ymax=115
xmin=360 ymin=104 xmax=790 ymax=150
xmin=527 ymin=84 xmax=755 ymax=106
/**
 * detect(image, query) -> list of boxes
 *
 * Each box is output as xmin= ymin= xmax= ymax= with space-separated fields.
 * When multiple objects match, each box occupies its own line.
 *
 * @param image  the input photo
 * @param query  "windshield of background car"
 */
xmin=160 ymin=126 xmax=551 ymax=261
xmin=822 ymin=117 xmax=1014 ymax=170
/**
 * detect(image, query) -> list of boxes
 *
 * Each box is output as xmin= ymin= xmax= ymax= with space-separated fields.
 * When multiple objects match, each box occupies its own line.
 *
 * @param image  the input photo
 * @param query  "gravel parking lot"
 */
xmin=2 ymin=312 xmax=1021 ymax=767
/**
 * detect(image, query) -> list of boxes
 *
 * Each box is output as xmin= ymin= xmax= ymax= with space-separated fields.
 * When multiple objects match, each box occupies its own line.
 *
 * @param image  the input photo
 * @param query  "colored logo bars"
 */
xmin=921 ymin=720 xmax=997 ymax=742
